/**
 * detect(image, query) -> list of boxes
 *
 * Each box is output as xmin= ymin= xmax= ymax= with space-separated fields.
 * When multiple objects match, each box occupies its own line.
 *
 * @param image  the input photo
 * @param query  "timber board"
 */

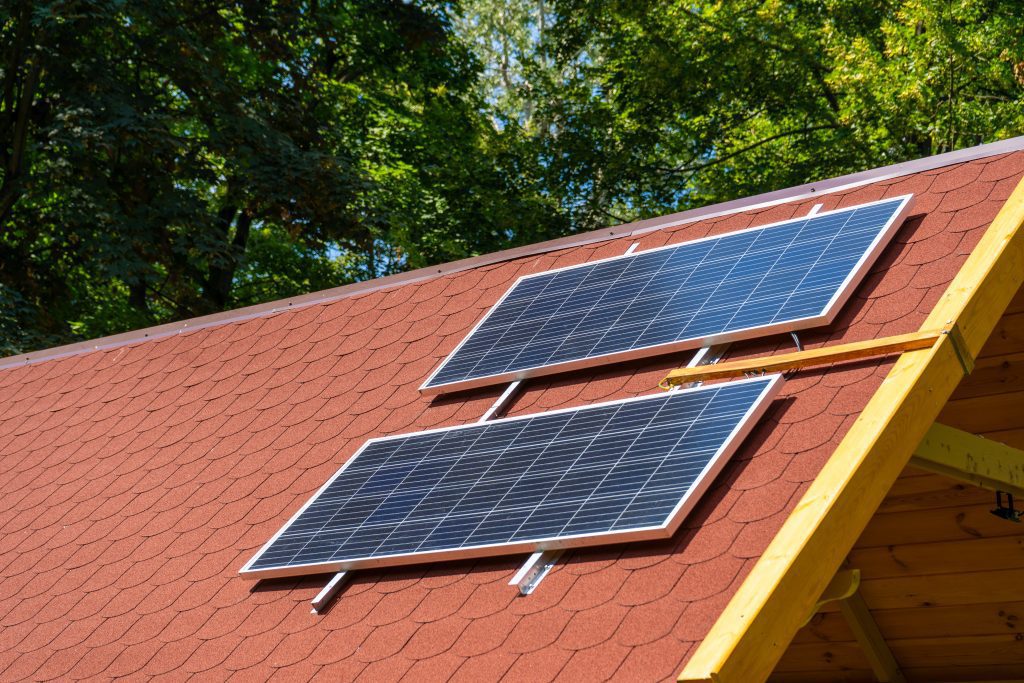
xmin=793 ymin=601 xmax=1024 ymax=644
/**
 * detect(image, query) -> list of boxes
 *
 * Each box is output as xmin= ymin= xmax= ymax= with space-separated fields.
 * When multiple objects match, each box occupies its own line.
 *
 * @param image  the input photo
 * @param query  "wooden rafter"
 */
xmin=839 ymin=590 xmax=906 ymax=683
xmin=659 ymin=330 xmax=943 ymax=388
xmin=678 ymin=175 xmax=1024 ymax=682
xmin=803 ymin=569 xmax=905 ymax=683
xmin=802 ymin=569 xmax=860 ymax=626
xmin=911 ymin=422 xmax=1024 ymax=498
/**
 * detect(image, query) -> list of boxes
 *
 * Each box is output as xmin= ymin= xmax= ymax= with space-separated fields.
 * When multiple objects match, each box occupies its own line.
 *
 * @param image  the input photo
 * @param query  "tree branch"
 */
xmin=661 ymin=124 xmax=839 ymax=179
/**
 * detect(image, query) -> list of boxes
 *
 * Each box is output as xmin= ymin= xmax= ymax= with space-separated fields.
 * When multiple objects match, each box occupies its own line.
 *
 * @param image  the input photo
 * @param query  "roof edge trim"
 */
xmin=5 ymin=135 xmax=1024 ymax=370
xmin=677 ymin=174 xmax=1024 ymax=681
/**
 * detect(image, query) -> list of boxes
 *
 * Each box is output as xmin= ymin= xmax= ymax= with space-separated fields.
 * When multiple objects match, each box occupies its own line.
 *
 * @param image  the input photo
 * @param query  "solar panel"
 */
xmin=241 ymin=375 xmax=782 ymax=579
xmin=421 ymin=195 xmax=912 ymax=394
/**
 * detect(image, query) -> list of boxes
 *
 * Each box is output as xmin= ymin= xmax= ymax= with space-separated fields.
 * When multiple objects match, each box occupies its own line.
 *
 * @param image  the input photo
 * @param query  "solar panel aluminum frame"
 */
xmin=240 ymin=374 xmax=784 ymax=580
xmin=419 ymin=195 xmax=914 ymax=396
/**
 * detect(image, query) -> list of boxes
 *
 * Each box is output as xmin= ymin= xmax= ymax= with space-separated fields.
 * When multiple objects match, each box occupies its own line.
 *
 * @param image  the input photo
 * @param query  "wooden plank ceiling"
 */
xmin=769 ymin=285 xmax=1024 ymax=683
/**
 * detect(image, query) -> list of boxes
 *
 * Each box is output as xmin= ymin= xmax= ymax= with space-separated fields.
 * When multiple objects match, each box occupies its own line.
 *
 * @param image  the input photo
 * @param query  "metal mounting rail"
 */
xmin=510 ymin=550 xmax=564 ymax=596
xmin=660 ymin=329 xmax=946 ymax=389
xmin=675 ymin=344 xmax=730 ymax=390
xmin=478 ymin=380 xmax=523 ymax=422
xmin=311 ymin=571 xmax=351 ymax=614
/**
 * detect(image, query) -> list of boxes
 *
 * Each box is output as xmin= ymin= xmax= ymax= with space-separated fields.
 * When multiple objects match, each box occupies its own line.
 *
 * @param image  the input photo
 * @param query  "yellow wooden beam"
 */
xmin=801 ymin=569 xmax=905 ymax=682
xmin=678 ymin=175 xmax=1024 ymax=683
xmin=802 ymin=569 xmax=859 ymax=627
xmin=911 ymin=422 xmax=1024 ymax=498
xmin=659 ymin=330 xmax=942 ymax=388
xmin=839 ymin=590 xmax=906 ymax=683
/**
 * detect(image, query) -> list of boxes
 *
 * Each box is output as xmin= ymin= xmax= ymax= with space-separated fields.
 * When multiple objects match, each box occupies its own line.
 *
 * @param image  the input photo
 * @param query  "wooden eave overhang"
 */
xmin=677 ymin=175 xmax=1024 ymax=681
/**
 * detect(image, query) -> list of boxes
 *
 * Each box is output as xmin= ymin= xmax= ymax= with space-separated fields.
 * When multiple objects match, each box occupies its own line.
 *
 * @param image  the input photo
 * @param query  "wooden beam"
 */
xmin=839 ymin=591 xmax=906 ymax=683
xmin=803 ymin=569 xmax=859 ymax=626
xmin=800 ymin=568 xmax=905 ymax=681
xmin=679 ymin=328 xmax=968 ymax=683
xmin=912 ymin=422 xmax=1024 ymax=498
xmin=659 ymin=330 xmax=941 ymax=388
xmin=678 ymin=175 xmax=1024 ymax=683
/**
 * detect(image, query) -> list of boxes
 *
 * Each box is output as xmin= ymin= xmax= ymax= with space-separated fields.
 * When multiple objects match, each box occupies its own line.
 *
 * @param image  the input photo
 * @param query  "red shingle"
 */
xmin=0 ymin=152 xmax=1016 ymax=680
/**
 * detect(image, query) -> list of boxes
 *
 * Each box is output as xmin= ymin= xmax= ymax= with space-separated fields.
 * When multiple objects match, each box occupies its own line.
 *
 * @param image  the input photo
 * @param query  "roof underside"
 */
xmin=770 ymin=283 xmax=1024 ymax=682
xmin=1 ymin=148 xmax=1023 ymax=681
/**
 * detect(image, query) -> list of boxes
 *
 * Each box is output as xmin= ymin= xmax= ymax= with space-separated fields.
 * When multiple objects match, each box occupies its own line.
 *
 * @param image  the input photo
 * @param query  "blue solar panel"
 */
xmin=422 ymin=196 xmax=912 ymax=394
xmin=242 ymin=375 xmax=782 ymax=578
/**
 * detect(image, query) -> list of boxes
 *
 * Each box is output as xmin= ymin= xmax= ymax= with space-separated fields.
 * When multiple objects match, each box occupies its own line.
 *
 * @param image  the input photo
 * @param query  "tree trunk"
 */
xmin=204 ymin=209 xmax=253 ymax=311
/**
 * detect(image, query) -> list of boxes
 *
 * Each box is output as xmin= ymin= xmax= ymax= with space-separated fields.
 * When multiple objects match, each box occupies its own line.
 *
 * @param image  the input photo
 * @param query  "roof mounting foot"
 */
xmin=479 ymin=380 xmax=523 ymax=422
xmin=789 ymin=332 xmax=803 ymax=352
xmin=311 ymin=571 xmax=350 ymax=614
xmin=510 ymin=550 xmax=563 ymax=596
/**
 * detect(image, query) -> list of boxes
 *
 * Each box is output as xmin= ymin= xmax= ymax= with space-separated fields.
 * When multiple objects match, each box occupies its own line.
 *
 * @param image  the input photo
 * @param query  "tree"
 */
xmin=469 ymin=0 xmax=1024 ymax=225
xmin=0 ymin=0 xmax=565 ymax=353
xmin=3 ymin=1 xmax=1024 ymax=356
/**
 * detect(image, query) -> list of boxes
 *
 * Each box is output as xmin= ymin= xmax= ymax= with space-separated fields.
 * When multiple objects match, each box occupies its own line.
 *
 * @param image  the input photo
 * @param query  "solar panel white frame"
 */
xmin=240 ymin=374 xmax=783 ymax=579
xmin=420 ymin=195 xmax=913 ymax=395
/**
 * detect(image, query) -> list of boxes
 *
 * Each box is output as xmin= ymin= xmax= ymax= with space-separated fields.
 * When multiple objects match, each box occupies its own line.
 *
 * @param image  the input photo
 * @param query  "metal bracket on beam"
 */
xmin=992 ymin=490 xmax=1022 ymax=523
xmin=672 ymin=344 xmax=730 ymax=391
xmin=941 ymin=321 xmax=975 ymax=376
xmin=509 ymin=550 xmax=563 ymax=596
xmin=311 ymin=571 xmax=350 ymax=614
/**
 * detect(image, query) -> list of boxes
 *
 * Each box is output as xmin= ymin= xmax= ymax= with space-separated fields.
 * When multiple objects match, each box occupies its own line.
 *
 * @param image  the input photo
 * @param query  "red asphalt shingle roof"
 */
xmin=1 ymin=150 xmax=1023 ymax=681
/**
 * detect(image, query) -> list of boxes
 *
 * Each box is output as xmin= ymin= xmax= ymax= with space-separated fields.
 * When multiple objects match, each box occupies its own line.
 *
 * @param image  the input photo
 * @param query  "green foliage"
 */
xmin=2 ymin=0 xmax=1023 ymax=356
xmin=0 ymin=0 xmax=567 ymax=354
xmin=521 ymin=0 xmax=1024 ymax=219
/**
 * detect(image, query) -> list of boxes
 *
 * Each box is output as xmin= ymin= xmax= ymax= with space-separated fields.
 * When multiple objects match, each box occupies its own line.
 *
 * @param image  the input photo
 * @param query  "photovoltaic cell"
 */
xmin=422 ymin=196 xmax=912 ymax=393
xmin=242 ymin=375 xmax=782 ymax=578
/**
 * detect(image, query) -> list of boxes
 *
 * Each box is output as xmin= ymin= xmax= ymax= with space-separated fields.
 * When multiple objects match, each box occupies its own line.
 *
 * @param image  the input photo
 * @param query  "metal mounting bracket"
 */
xmin=676 ymin=344 xmax=730 ymax=390
xmin=941 ymin=321 xmax=974 ymax=376
xmin=311 ymin=571 xmax=350 ymax=614
xmin=992 ymin=490 xmax=1022 ymax=523
xmin=509 ymin=550 xmax=563 ymax=595
xmin=479 ymin=380 xmax=523 ymax=422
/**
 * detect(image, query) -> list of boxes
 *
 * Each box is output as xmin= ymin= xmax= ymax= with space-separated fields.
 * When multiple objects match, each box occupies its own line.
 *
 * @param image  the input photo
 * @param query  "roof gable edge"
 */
xmin=678 ymin=173 xmax=1024 ymax=681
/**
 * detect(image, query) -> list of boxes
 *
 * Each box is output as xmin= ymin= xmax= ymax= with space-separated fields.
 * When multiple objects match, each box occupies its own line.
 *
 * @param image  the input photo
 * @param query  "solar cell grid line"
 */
xmin=769 ymin=209 xmax=873 ymax=320
xmin=553 ymin=384 xmax=713 ymax=536
xmin=240 ymin=374 xmax=783 ymax=579
xmin=423 ymin=393 xmax=598 ymax=548
xmin=542 ymin=234 xmax=724 ymax=373
xmin=420 ymin=195 xmax=913 ymax=395
xmin=473 ymin=397 xmax=668 ymax=545
xmin=718 ymin=207 xmax=851 ymax=332
xmin=622 ymin=210 xmax=790 ymax=355
xmin=297 ymin=423 xmax=491 ymax=562
xmin=507 ymin=256 xmax=653 ymax=373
